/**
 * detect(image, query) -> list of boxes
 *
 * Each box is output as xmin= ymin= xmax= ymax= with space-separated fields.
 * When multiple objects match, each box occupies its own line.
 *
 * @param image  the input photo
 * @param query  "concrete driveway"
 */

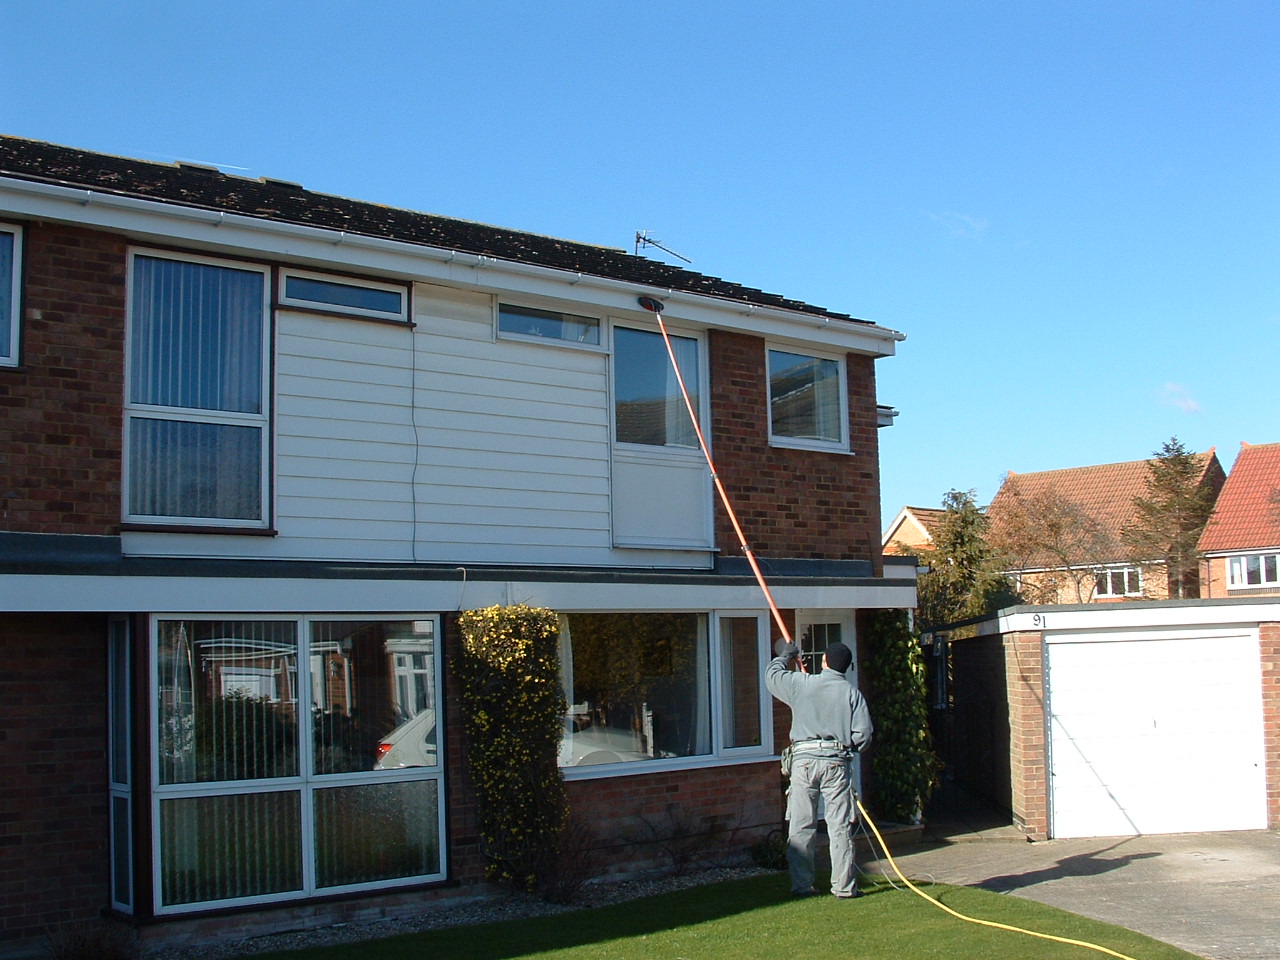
xmin=862 ymin=817 xmax=1280 ymax=960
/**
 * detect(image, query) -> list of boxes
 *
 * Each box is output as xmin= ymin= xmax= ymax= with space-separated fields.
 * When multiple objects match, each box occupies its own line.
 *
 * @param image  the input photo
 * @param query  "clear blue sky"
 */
xmin=5 ymin=2 xmax=1277 ymax=530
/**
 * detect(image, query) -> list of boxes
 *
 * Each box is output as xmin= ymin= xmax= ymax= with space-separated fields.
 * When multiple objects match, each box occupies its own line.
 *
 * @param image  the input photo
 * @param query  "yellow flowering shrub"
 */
xmin=456 ymin=604 xmax=568 ymax=891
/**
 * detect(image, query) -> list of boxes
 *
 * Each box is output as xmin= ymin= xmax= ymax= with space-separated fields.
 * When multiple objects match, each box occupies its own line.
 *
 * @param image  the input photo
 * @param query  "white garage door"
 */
xmin=1047 ymin=628 xmax=1267 ymax=838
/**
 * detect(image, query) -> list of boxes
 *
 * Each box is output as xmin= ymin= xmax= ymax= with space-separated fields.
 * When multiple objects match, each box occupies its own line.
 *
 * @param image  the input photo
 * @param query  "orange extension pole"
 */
xmin=645 ymin=298 xmax=801 ymax=663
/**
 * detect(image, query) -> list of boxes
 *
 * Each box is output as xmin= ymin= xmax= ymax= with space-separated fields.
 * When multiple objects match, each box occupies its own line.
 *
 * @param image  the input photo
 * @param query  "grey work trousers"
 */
xmin=785 ymin=753 xmax=857 ymax=897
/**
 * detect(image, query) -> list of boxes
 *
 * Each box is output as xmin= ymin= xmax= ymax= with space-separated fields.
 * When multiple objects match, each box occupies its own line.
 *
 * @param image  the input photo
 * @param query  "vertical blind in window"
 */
xmin=130 ymin=255 xmax=264 ymax=412
xmin=160 ymin=792 xmax=303 ymax=905
xmin=130 ymin=418 xmax=263 ymax=520
xmin=0 ymin=230 xmax=14 ymax=360
xmin=156 ymin=620 xmax=299 ymax=785
xmin=127 ymin=254 xmax=267 ymax=522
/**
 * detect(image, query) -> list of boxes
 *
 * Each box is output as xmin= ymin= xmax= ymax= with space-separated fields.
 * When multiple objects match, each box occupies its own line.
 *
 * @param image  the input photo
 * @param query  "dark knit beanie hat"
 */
xmin=825 ymin=641 xmax=852 ymax=674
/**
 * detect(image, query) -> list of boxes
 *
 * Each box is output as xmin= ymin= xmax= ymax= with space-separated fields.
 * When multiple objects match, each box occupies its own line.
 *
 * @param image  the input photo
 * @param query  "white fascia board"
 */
xmin=1204 ymin=546 xmax=1280 ymax=558
xmin=0 ymin=573 xmax=916 ymax=614
xmin=0 ymin=176 xmax=904 ymax=357
xmin=992 ymin=600 xmax=1280 ymax=636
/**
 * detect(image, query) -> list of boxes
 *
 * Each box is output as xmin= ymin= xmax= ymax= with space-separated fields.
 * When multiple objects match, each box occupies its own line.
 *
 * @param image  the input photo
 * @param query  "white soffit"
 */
xmin=0 ymin=573 xmax=918 ymax=614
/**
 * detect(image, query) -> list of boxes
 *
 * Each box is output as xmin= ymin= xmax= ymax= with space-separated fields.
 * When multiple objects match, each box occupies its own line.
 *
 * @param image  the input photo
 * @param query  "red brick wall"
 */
xmin=0 ymin=224 xmax=126 ymax=534
xmin=1262 ymin=623 xmax=1280 ymax=829
xmin=1004 ymin=630 xmax=1048 ymax=839
xmin=0 ymin=613 xmax=110 ymax=947
xmin=564 ymin=761 xmax=781 ymax=877
xmin=439 ymin=614 xmax=485 ymax=885
xmin=708 ymin=332 xmax=882 ymax=569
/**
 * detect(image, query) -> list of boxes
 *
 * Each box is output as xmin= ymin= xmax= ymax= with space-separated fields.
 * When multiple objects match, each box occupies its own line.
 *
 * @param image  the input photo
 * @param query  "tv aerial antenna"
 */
xmin=634 ymin=230 xmax=692 ymax=264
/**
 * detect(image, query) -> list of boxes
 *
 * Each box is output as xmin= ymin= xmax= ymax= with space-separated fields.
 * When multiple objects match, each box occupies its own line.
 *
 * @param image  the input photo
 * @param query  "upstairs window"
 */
xmin=1228 ymin=553 xmax=1280 ymax=589
xmin=1095 ymin=566 xmax=1142 ymax=598
xmin=280 ymin=270 xmax=408 ymax=322
xmin=498 ymin=303 xmax=600 ymax=346
xmin=613 ymin=325 xmax=699 ymax=448
xmin=767 ymin=348 xmax=847 ymax=450
xmin=0 ymin=223 xmax=21 ymax=367
xmin=126 ymin=252 xmax=270 ymax=527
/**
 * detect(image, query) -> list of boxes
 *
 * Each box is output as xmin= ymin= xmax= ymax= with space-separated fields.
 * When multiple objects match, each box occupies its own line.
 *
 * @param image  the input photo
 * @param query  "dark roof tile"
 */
xmin=0 ymin=135 xmax=866 ymax=325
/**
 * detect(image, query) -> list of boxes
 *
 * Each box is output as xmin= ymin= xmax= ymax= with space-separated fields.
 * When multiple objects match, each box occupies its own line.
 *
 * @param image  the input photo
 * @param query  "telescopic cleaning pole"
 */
xmin=637 ymin=295 xmax=800 ymax=661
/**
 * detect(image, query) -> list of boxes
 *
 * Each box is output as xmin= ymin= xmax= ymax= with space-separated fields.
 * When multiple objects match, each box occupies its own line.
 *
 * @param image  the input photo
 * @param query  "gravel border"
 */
xmin=148 ymin=865 xmax=776 ymax=960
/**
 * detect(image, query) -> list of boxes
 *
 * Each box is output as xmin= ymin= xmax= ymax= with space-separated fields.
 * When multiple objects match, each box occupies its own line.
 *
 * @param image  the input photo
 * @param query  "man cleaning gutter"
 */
xmin=766 ymin=639 xmax=873 ymax=900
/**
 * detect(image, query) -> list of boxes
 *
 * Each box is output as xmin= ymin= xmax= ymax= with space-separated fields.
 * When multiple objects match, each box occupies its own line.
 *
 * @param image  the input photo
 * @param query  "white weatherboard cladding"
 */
xmin=123 ymin=284 xmax=670 ymax=565
xmin=408 ymin=286 xmax=614 ymax=564
xmin=1046 ymin=627 xmax=1267 ymax=838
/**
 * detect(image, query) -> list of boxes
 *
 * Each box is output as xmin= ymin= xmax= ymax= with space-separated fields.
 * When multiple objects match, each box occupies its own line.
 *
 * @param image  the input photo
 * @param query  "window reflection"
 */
xmin=614 ymin=327 xmax=699 ymax=447
xmin=156 ymin=621 xmax=300 ymax=785
xmin=311 ymin=621 xmax=438 ymax=774
xmin=768 ymin=349 xmax=842 ymax=443
xmin=558 ymin=613 xmax=709 ymax=766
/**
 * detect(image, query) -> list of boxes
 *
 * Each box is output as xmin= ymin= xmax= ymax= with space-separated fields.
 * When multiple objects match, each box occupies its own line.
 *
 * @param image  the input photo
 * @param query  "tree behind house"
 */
xmin=987 ymin=479 xmax=1117 ymax=603
xmin=1121 ymin=437 xmax=1218 ymax=599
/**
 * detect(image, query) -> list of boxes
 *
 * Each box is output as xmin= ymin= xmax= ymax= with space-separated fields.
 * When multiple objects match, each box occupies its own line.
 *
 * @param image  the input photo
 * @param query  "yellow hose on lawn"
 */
xmin=856 ymin=800 xmax=1143 ymax=960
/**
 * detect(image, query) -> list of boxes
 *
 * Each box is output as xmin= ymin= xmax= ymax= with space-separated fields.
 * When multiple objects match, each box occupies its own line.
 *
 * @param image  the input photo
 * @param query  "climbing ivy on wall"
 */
xmin=863 ymin=609 xmax=939 ymax=823
xmin=456 ymin=604 xmax=568 ymax=891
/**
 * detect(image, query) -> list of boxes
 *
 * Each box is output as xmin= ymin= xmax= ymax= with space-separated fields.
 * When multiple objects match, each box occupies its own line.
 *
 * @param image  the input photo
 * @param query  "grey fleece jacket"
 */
xmin=765 ymin=655 xmax=873 ymax=754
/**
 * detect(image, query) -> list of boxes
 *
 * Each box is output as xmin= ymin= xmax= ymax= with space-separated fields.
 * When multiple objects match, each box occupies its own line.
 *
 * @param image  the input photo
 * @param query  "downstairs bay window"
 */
xmin=151 ymin=616 xmax=444 ymax=913
xmin=557 ymin=612 xmax=768 ymax=771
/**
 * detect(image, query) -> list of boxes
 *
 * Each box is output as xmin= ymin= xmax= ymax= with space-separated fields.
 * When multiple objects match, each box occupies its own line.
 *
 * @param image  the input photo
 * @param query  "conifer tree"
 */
xmin=1122 ymin=437 xmax=1217 ymax=599
xmin=915 ymin=489 xmax=1017 ymax=631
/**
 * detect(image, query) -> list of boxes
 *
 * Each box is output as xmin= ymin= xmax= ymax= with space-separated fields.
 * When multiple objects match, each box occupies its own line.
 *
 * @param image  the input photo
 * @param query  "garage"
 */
xmin=1047 ymin=626 xmax=1268 ymax=838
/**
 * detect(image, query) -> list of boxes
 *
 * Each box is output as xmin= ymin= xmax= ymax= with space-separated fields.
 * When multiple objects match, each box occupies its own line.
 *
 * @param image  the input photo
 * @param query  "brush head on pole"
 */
xmin=637 ymin=296 xmax=665 ymax=313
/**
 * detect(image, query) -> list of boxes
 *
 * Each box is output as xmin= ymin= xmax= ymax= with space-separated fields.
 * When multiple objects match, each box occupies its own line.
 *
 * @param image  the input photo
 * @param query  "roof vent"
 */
xmin=258 ymin=176 xmax=304 ymax=191
xmin=175 ymin=160 xmax=221 ymax=174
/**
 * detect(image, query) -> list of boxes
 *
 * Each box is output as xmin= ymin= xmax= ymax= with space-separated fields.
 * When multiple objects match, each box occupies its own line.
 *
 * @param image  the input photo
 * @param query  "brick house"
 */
xmin=986 ymin=452 xmax=1225 ymax=604
xmin=0 ymin=137 xmax=915 ymax=953
xmin=880 ymin=505 xmax=945 ymax=556
xmin=1199 ymin=442 xmax=1280 ymax=598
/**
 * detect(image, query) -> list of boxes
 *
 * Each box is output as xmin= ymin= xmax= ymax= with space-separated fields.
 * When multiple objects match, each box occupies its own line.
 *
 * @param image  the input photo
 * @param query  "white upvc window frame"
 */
xmin=495 ymin=299 xmax=604 ymax=350
xmin=148 ymin=613 xmax=446 ymax=915
xmin=123 ymin=248 xmax=272 ymax=529
xmin=1227 ymin=552 xmax=1280 ymax=589
xmin=278 ymin=268 xmax=409 ymax=323
xmin=711 ymin=611 xmax=773 ymax=759
xmin=559 ymin=609 xmax=772 ymax=781
xmin=609 ymin=319 xmax=707 ymax=454
xmin=765 ymin=344 xmax=850 ymax=453
xmin=1095 ymin=565 xmax=1143 ymax=598
xmin=0 ymin=221 xmax=22 ymax=367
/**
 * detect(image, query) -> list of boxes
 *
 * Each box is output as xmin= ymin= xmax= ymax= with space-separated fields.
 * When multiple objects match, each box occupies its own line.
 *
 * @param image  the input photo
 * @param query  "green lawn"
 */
xmin=246 ymin=873 xmax=1203 ymax=960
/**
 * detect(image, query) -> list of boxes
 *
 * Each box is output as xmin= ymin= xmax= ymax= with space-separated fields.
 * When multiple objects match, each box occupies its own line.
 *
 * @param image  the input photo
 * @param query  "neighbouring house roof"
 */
xmin=881 ymin=505 xmax=946 ymax=554
xmin=0 ymin=135 xmax=868 ymax=326
xmin=1198 ymin=442 xmax=1280 ymax=554
xmin=987 ymin=450 xmax=1222 ymax=570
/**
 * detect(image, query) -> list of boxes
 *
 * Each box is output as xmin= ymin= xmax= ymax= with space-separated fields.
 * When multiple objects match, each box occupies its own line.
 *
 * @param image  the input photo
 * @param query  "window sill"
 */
xmin=767 ymin=437 xmax=854 ymax=456
xmin=561 ymin=751 xmax=775 ymax=782
xmin=121 ymin=523 xmax=278 ymax=537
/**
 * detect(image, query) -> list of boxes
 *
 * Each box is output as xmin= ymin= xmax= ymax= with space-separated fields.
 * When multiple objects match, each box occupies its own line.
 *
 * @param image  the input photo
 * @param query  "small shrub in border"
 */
xmin=456 ymin=604 xmax=568 ymax=893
